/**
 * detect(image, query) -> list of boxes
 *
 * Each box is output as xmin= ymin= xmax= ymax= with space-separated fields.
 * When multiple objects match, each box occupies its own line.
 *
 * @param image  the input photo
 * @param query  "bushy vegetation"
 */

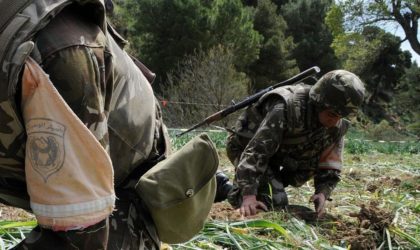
xmin=110 ymin=0 xmax=420 ymax=133
xmin=172 ymin=126 xmax=419 ymax=155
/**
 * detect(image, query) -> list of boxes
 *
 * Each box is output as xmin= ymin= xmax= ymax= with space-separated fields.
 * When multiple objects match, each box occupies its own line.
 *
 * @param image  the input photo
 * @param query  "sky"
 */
xmin=385 ymin=23 xmax=420 ymax=64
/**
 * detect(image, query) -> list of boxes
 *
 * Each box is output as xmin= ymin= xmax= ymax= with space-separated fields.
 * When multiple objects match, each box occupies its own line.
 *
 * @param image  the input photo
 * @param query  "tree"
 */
xmin=326 ymin=5 xmax=413 ymax=122
xmin=247 ymin=0 xmax=298 ymax=91
xmin=128 ymin=0 xmax=209 ymax=91
xmin=206 ymin=0 xmax=262 ymax=71
xmin=280 ymin=0 xmax=339 ymax=73
xmin=391 ymin=62 xmax=420 ymax=135
xmin=113 ymin=0 xmax=261 ymax=92
xmin=327 ymin=9 xmax=412 ymax=123
xmin=336 ymin=0 xmax=419 ymax=55
xmin=161 ymin=46 xmax=249 ymax=128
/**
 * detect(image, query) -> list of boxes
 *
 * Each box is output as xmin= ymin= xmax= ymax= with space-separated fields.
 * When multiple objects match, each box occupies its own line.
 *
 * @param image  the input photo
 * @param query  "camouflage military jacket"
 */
xmin=230 ymin=84 xmax=349 ymax=199
xmin=0 ymin=4 xmax=169 ymax=208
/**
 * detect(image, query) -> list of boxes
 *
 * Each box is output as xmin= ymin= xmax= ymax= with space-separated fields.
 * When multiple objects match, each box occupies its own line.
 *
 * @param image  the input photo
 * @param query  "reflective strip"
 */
xmin=30 ymin=194 xmax=115 ymax=218
xmin=0 ymin=0 xmax=30 ymax=33
xmin=318 ymin=161 xmax=342 ymax=171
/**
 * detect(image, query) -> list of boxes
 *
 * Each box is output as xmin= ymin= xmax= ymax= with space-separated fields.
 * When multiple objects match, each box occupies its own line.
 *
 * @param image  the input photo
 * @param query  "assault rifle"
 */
xmin=177 ymin=66 xmax=321 ymax=137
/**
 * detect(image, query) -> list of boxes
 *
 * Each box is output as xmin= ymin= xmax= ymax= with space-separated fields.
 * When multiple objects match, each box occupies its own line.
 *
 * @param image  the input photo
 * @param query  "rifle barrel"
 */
xmin=177 ymin=66 xmax=321 ymax=136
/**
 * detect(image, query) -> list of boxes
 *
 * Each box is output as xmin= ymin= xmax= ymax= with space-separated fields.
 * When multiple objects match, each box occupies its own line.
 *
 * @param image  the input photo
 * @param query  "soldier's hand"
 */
xmin=239 ymin=195 xmax=268 ymax=217
xmin=310 ymin=193 xmax=326 ymax=218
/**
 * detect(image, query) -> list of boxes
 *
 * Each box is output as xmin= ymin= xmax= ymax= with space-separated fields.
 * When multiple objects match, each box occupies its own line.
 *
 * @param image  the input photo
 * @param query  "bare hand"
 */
xmin=239 ymin=195 xmax=268 ymax=217
xmin=310 ymin=193 xmax=326 ymax=218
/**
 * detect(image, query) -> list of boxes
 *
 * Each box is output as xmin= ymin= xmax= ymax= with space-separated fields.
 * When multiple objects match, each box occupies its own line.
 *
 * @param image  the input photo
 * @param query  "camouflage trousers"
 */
xmin=227 ymin=171 xmax=288 ymax=210
xmin=12 ymin=189 xmax=159 ymax=250
xmin=226 ymin=133 xmax=288 ymax=209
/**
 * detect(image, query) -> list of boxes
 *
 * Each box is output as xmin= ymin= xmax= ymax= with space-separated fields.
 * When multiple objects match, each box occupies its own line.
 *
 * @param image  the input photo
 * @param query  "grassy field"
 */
xmin=0 ymin=130 xmax=418 ymax=250
xmin=169 ymin=130 xmax=419 ymax=250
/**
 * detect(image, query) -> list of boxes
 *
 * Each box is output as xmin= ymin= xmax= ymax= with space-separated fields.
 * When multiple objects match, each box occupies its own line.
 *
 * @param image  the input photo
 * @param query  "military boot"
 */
xmin=214 ymin=171 xmax=233 ymax=203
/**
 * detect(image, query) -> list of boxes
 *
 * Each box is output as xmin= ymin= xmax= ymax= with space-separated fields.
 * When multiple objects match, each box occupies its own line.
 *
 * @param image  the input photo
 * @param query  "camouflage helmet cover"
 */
xmin=309 ymin=70 xmax=365 ymax=117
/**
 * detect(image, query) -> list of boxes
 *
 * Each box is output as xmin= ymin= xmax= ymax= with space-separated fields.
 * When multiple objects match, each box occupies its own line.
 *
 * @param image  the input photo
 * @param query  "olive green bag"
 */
xmin=135 ymin=133 xmax=218 ymax=244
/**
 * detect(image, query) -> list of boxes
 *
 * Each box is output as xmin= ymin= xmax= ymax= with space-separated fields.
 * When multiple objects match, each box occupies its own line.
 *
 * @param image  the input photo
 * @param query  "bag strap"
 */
xmin=0 ymin=0 xmax=31 ymax=33
xmin=0 ymin=15 xmax=30 ymax=65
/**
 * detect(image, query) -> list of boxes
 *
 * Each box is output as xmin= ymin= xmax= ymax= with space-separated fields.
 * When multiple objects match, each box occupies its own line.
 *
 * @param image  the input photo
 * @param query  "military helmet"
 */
xmin=309 ymin=70 xmax=365 ymax=117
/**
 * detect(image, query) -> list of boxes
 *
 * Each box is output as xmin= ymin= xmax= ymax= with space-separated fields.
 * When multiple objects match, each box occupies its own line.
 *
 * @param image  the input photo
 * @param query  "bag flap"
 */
xmin=136 ymin=133 xmax=218 ymax=209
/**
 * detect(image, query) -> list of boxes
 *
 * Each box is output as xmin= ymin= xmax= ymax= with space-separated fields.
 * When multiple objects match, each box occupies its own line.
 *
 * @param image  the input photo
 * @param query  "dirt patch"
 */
xmin=0 ymin=203 xmax=34 ymax=221
xmin=285 ymin=205 xmax=337 ymax=223
xmin=317 ymin=202 xmax=394 ymax=249
xmin=209 ymin=203 xmax=391 ymax=249
xmin=349 ymin=202 xmax=393 ymax=231
xmin=209 ymin=202 xmax=263 ymax=221
xmin=378 ymin=176 xmax=402 ymax=188
xmin=366 ymin=176 xmax=404 ymax=193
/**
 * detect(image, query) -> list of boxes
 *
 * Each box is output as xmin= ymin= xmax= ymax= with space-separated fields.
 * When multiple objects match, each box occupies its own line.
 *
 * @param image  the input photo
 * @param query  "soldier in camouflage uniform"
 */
xmin=0 ymin=2 xmax=169 ymax=249
xmin=225 ymin=70 xmax=365 ymax=217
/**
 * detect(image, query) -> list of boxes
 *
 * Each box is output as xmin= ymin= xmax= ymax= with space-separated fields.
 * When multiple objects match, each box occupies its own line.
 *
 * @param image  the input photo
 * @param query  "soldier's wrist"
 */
xmin=315 ymin=189 xmax=331 ymax=200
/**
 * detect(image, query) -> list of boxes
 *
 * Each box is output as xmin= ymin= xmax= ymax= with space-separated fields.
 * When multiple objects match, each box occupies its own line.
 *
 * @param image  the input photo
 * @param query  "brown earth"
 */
xmin=321 ymin=202 xmax=393 ymax=249
xmin=209 ymin=201 xmax=395 ymax=250
xmin=209 ymin=202 xmax=263 ymax=221
xmin=0 ymin=203 xmax=33 ymax=221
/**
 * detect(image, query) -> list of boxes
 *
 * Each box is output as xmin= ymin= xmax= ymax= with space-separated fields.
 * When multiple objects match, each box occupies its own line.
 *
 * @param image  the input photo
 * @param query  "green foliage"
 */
xmin=280 ymin=0 xmax=338 ymax=73
xmin=115 ymin=0 xmax=261 ymax=91
xmin=345 ymin=123 xmax=419 ymax=154
xmin=171 ymin=127 xmax=420 ymax=155
xmin=0 ymin=220 xmax=37 ymax=249
xmin=325 ymin=1 xmax=416 ymax=126
xmin=347 ymin=139 xmax=420 ymax=155
xmin=161 ymin=46 xmax=249 ymax=128
xmin=128 ymin=0 xmax=209 ymax=90
xmin=391 ymin=63 xmax=420 ymax=136
xmin=172 ymin=219 xmax=339 ymax=249
xmin=366 ymin=120 xmax=406 ymax=141
xmin=246 ymin=0 xmax=298 ymax=91
xmin=326 ymin=19 xmax=412 ymax=123
xmin=324 ymin=5 xmax=344 ymax=38
xmin=336 ymin=0 xmax=420 ymax=56
xmin=207 ymin=0 xmax=262 ymax=71
xmin=345 ymin=139 xmax=372 ymax=154
xmin=170 ymin=130 xmax=228 ymax=151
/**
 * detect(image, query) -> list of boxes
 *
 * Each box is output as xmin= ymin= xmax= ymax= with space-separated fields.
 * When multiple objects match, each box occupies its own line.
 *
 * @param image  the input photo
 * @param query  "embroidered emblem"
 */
xmin=26 ymin=118 xmax=66 ymax=182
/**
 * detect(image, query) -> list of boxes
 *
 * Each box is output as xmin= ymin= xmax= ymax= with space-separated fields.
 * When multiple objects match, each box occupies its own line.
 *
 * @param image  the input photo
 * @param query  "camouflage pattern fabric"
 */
xmin=309 ymin=70 xmax=365 ymax=117
xmin=2 ymin=3 xmax=168 ymax=249
xmin=12 ymin=219 xmax=109 ymax=250
xmin=226 ymin=84 xmax=348 ymax=208
xmin=0 ymin=0 xmax=107 ymax=188
xmin=32 ymin=5 xmax=166 ymax=185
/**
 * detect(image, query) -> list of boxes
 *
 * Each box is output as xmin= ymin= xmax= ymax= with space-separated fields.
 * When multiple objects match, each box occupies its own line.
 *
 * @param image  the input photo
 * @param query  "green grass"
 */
xmin=0 ymin=221 xmax=37 ymax=249
xmin=172 ymin=128 xmax=420 ymax=154
xmin=345 ymin=139 xmax=420 ymax=154
xmin=169 ymin=129 xmax=228 ymax=150
xmin=1 ymin=128 xmax=418 ymax=249
xmin=170 ymin=129 xmax=420 ymax=249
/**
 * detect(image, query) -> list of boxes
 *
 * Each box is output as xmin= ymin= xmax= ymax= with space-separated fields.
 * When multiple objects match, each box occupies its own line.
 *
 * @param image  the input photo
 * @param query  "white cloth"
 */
xmin=21 ymin=57 xmax=115 ymax=231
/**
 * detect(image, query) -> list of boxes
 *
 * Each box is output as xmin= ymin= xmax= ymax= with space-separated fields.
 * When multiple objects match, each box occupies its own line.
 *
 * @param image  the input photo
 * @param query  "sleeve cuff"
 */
xmin=241 ymin=185 xmax=258 ymax=196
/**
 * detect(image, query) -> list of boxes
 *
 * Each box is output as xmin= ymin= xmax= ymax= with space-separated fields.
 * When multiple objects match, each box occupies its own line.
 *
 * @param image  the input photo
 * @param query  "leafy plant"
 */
xmin=0 ymin=220 xmax=36 ymax=250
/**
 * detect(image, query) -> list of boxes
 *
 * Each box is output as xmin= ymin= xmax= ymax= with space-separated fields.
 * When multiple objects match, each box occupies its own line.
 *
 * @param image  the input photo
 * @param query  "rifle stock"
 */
xmin=177 ymin=66 xmax=321 ymax=137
